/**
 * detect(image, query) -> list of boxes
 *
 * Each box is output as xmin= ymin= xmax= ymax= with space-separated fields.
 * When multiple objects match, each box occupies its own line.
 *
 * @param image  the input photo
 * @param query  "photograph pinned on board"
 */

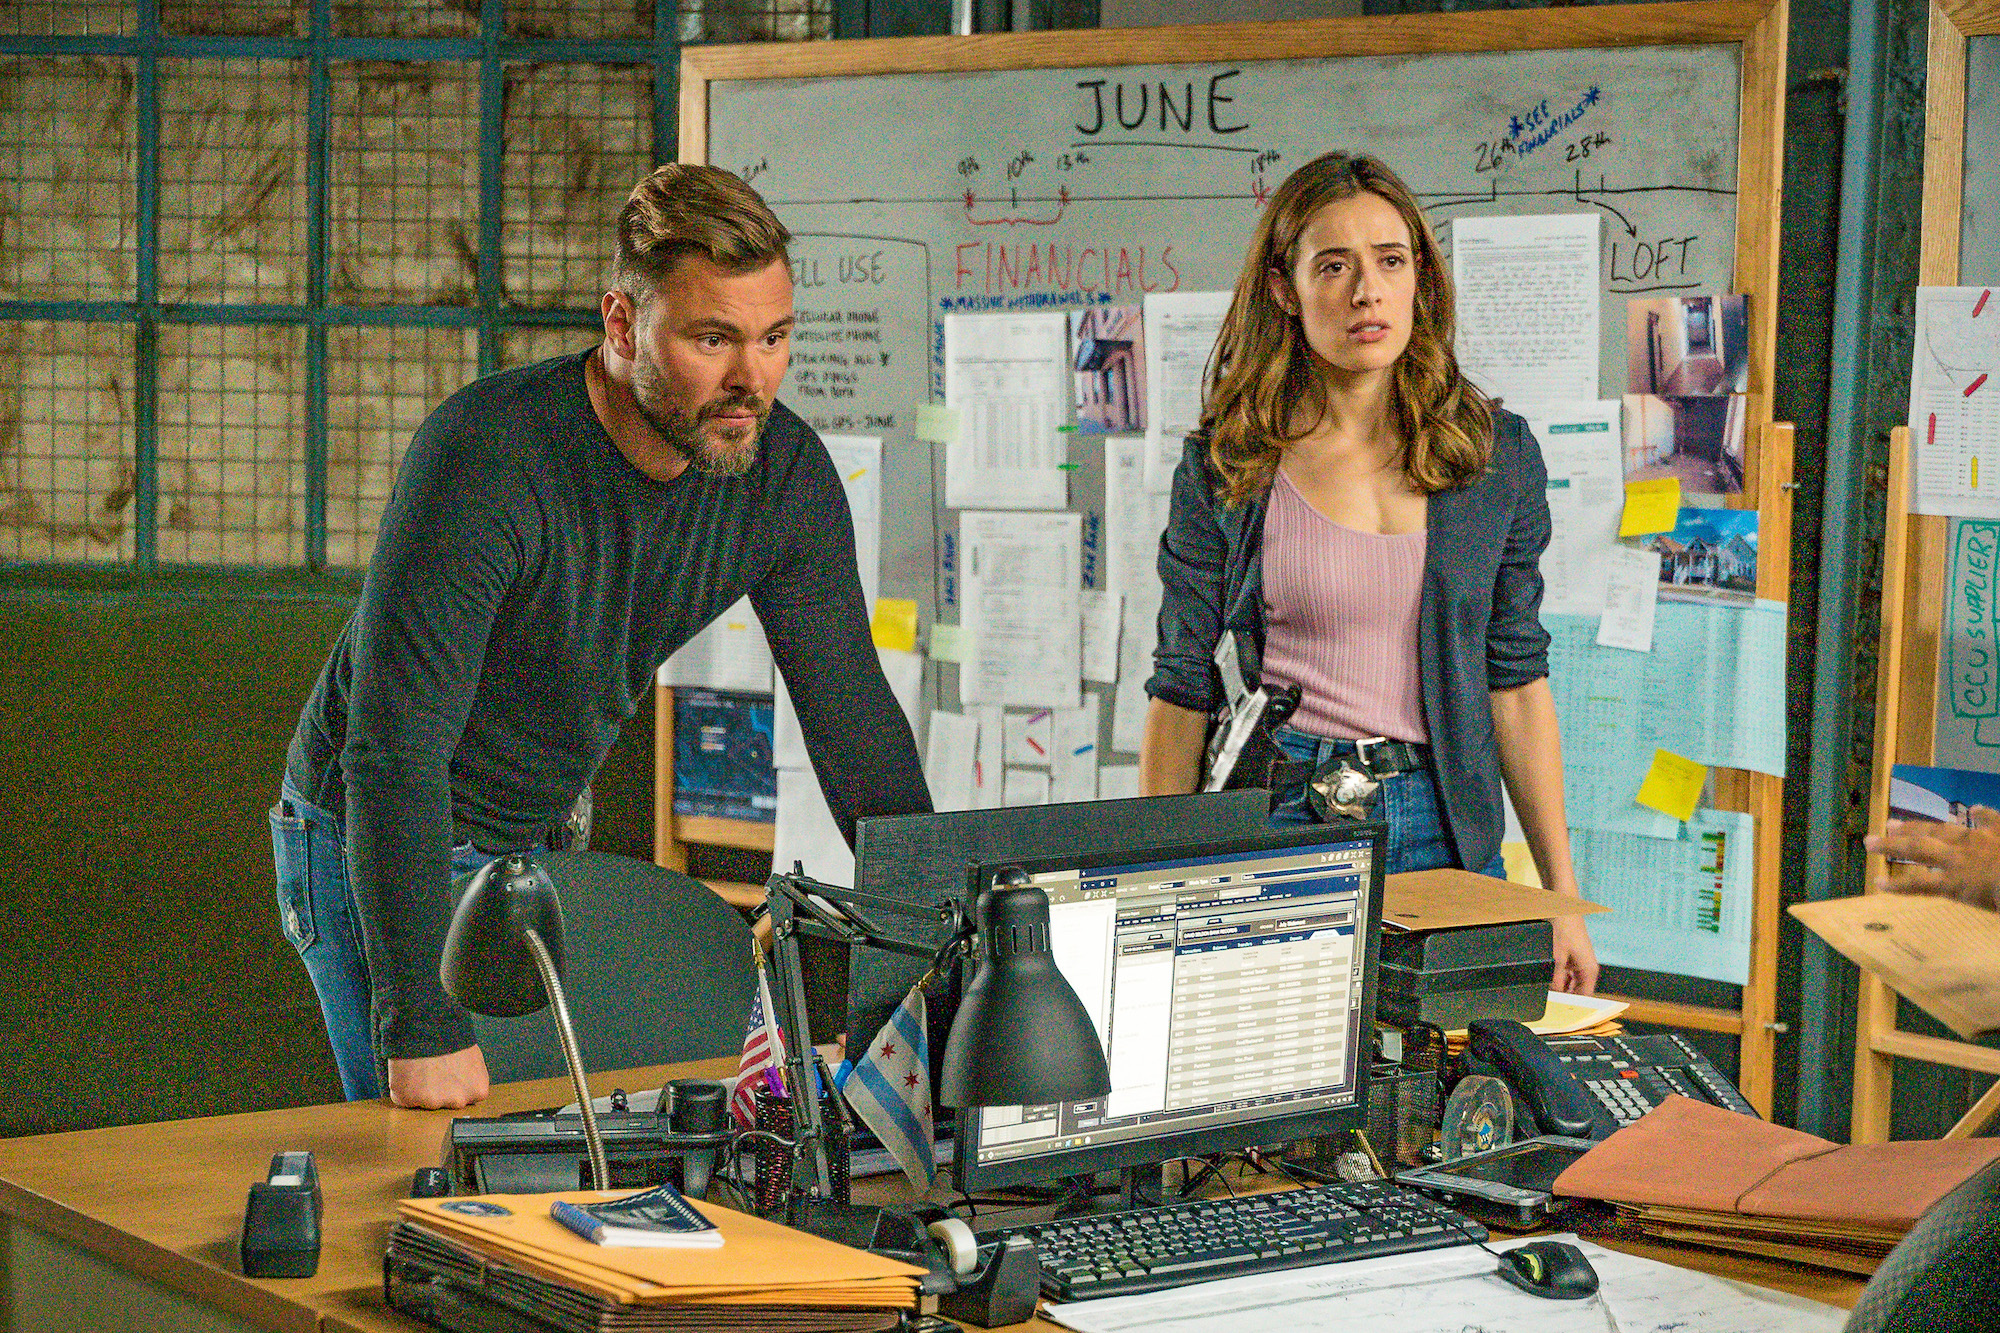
xmin=1626 ymin=294 xmax=1749 ymax=397
xmin=1634 ymin=507 xmax=1758 ymax=605
xmin=1622 ymin=392 xmax=1748 ymax=495
xmin=1888 ymin=764 xmax=2000 ymax=827
xmin=1071 ymin=305 xmax=1145 ymax=434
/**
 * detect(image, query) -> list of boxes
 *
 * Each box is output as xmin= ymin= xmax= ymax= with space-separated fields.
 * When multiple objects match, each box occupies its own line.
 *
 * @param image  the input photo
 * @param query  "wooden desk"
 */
xmin=0 ymin=1063 xmax=1865 ymax=1333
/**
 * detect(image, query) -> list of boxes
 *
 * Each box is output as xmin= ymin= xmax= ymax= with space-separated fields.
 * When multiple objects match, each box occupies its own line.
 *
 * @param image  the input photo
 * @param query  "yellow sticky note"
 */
xmin=1619 ymin=478 xmax=1682 ymax=536
xmin=870 ymin=598 xmax=918 ymax=653
xmin=929 ymin=622 xmax=966 ymax=663
xmin=914 ymin=404 xmax=959 ymax=444
xmin=1635 ymin=748 xmax=1707 ymax=822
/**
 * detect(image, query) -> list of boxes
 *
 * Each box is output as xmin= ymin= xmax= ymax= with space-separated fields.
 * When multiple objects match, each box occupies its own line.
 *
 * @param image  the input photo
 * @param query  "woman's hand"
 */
xmin=1550 ymin=914 xmax=1600 ymax=996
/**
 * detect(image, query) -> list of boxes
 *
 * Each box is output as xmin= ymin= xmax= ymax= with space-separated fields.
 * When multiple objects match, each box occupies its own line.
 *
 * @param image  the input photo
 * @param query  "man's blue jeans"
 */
xmin=1268 ymin=728 xmax=1506 ymax=879
xmin=270 ymin=780 xmax=491 ymax=1101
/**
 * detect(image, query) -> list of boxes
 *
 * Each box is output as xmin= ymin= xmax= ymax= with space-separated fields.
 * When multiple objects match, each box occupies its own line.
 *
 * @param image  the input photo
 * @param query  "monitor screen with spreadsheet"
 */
xmin=956 ymin=823 xmax=1387 ymax=1191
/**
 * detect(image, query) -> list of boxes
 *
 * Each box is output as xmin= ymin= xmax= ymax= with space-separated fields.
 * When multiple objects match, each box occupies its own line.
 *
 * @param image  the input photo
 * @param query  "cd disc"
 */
xmin=1439 ymin=1074 xmax=1514 ymax=1159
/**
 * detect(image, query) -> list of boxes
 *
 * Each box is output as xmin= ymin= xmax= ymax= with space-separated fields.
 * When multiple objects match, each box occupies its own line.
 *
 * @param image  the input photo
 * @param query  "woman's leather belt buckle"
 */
xmin=1309 ymin=736 xmax=1427 ymax=821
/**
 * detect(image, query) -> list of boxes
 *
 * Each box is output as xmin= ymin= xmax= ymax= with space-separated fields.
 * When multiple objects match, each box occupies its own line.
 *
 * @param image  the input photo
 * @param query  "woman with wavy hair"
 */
xmin=1140 ymin=151 xmax=1597 ymax=994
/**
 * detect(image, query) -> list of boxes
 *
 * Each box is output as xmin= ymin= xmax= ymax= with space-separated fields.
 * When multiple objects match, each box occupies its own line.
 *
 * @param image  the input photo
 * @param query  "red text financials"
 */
xmin=954 ymin=241 xmax=1181 ymax=297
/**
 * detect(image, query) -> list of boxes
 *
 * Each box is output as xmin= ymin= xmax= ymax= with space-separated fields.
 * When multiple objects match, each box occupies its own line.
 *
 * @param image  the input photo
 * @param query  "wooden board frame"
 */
xmin=664 ymin=1 xmax=1794 ymax=1110
xmin=1852 ymin=0 xmax=2000 ymax=1143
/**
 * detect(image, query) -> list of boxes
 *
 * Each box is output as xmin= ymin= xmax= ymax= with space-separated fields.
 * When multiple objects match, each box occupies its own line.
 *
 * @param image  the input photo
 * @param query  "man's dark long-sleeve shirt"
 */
xmin=286 ymin=350 xmax=930 ymax=1060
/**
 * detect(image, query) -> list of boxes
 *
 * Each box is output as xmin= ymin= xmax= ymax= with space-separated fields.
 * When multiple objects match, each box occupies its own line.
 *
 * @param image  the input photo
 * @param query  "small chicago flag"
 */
xmin=839 ymin=984 xmax=936 ymax=1190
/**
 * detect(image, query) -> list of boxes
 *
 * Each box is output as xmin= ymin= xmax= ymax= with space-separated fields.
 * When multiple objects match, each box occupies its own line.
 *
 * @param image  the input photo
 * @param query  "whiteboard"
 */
xmin=707 ymin=42 xmax=1747 ymax=755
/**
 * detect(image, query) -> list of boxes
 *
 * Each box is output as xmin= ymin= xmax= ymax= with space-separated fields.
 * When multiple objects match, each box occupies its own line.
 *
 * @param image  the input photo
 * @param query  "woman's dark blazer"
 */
xmin=1145 ymin=408 xmax=1553 ymax=873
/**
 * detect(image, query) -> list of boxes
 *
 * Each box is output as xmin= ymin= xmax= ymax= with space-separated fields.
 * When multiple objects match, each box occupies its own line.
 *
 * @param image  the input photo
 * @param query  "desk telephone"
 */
xmin=1465 ymin=1019 xmax=1759 ymax=1140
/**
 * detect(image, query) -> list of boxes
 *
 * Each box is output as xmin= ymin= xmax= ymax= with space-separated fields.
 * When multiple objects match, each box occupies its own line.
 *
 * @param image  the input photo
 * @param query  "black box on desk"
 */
xmin=1376 ymin=918 xmax=1552 ymax=1030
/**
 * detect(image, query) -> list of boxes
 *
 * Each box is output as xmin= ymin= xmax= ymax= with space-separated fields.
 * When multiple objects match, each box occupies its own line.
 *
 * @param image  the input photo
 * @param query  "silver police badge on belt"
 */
xmin=1311 ymin=760 xmax=1380 ymax=821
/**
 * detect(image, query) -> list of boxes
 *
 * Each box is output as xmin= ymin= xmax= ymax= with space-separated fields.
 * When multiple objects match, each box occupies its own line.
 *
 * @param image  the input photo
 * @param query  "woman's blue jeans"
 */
xmin=269 ymin=779 xmax=492 ymax=1100
xmin=1268 ymin=727 xmax=1505 ymax=879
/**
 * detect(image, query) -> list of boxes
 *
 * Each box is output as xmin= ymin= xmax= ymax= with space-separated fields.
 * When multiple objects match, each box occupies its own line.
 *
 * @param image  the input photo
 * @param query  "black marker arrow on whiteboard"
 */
xmin=1577 ymin=170 xmax=1638 ymax=236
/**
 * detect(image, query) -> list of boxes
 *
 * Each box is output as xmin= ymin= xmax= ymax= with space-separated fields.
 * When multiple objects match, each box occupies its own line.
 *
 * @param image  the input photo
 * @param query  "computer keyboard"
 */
xmin=1003 ymin=1177 xmax=1487 ymax=1300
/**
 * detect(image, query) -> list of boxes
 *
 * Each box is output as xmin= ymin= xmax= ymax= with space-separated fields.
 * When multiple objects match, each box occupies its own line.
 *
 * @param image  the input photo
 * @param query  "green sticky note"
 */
xmin=914 ymin=404 xmax=959 ymax=444
xmin=929 ymin=622 xmax=966 ymax=663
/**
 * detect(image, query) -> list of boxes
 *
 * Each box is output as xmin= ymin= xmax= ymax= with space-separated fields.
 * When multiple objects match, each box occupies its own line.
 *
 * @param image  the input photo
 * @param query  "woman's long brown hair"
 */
xmin=1202 ymin=151 xmax=1493 ymax=504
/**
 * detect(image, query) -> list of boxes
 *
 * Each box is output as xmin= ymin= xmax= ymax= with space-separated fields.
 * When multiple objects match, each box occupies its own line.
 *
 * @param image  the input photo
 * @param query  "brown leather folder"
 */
xmin=1552 ymin=1094 xmax=2000 ymax=1229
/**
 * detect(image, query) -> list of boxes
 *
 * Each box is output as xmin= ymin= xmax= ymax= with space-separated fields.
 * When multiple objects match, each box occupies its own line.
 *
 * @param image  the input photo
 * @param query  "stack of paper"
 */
xmin=1554 ymin=1096 xmax=2000 ymax=1273
xmin=1443 ymin=991 xmax=1628 ymax=1053
xmin=390 ymin=1190 xmax=924 ymax=1332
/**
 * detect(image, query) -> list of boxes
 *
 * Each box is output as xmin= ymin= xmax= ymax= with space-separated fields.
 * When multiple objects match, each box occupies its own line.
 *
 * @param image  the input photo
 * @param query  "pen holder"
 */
xmin=751 ymin=1085 xmax=851 ymax=1214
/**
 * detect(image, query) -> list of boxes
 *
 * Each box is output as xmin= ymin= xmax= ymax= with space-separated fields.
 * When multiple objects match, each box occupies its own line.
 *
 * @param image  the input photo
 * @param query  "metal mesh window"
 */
xmin=678 ymin=0 xmax=830 ymax=43
xmin=497 ymin=325 xmax=602 ymax=370
xmin=332 ymin=1 xmax=479 ymax=39
xmin=158 ymin=59 xmax=309 ymax=306
xmin=329 ymin=62 xmax=480 ymax=307
xmin=502 ymin=63 xmax=654 ymax=309
xmin=507 ymin=0 xmax=655 ymax=40
xmin=0 ymin=1 xmax=135 ymax=38
xmin=324 ymin=325 xmax=478 ymax=569
xmin=0 ymin=320 xmax=138 ymax=564
xmin=0 ymin=58 xmax=137 ymax=302
xmin=160 ymin=0 xmax=306 ymax=38
xmin=156 ymin=323 xmax=306 ymax=565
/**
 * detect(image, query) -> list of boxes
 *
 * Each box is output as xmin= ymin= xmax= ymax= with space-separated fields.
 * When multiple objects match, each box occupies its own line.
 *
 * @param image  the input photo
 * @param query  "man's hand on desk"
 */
xmin=388 ymin=1045 xmax=491 ymax=1109
xmin=1866 ymin=808 xmax=2000 ymax=912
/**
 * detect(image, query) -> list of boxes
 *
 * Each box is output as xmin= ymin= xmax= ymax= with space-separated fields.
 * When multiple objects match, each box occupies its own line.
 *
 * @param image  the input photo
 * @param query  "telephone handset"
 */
xmin=1463 ymin=1019 xmax=1760 ymax=1141
xmin=1466 ymin=1020 xmax=1618 ymax=1140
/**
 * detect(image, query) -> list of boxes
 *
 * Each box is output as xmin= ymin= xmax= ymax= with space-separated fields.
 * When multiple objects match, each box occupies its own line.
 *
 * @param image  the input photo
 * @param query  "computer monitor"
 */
xmin=955 ymin=822 xmax=1387 ymax=1194
xmin=846 ymin=791 xmax=1273 ymax=1048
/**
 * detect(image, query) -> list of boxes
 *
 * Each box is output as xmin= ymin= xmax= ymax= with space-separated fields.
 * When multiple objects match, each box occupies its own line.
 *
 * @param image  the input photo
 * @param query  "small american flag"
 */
xmin=730 ymin=953 xmax=788 ymax=1129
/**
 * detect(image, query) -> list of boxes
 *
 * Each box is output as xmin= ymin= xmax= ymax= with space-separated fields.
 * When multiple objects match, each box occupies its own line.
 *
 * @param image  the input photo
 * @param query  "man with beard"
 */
xmin=273 ymin=165 xmax=929 ymax=1110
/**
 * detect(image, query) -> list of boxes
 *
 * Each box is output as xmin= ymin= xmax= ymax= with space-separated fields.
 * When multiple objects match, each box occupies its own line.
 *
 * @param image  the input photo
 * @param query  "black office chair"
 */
xmin=1844 ymin=1157 xmax=2000 ymax=1333
xmin=462 ymin=851 xmax=757 ymax=1084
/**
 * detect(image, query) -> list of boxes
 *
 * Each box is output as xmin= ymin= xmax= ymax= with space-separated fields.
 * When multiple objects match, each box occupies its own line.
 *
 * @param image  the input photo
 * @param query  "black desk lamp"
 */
xmin=439 ymin=854 xmax=608 ymax=1192
xmin=763 ymin=865 xmax=1112 ymax=1208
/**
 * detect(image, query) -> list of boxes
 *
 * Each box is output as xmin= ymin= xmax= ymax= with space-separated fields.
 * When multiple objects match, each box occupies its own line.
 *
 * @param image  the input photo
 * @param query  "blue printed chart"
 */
xmin=1574 ymin=810 xmax=1754 ymax=984
xmin=1545 ymin=601 xmax=1786 ymax=841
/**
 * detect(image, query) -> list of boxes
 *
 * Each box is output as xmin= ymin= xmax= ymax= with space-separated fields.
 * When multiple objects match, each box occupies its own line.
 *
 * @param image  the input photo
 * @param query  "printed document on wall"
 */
xmin=773 ymin=767 xmax=853 ymax=888
xmin=1143 ymin=291 xmax=1230 ymax=491
xmin=820 ymin=435 xmax=883 ymax=609
xmin=658 ymin=597 xmax=773 ymax=692
xmin=1909 ymin=287 xmax=2000 ymax=517
xmin=1526 ymin=399 xmax=1624 ymax=615
xmin=1453 ymin=213 xmax=1601 ymax=407
xmin=1572 ymin=811 xmax=1755 ymax=984
xmin=944 ymin=312 xmax=1069 ymax=510
xmin=959 ymin=511 xmax=1082 ymax=710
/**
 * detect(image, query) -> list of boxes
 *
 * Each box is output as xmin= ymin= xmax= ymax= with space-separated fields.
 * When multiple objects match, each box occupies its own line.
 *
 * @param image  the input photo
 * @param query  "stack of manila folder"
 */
xmin=1551 ymin=1095 xmax=2000 ymax=1273
xmin=395 ymin=1189 xmax=924 ymax=1331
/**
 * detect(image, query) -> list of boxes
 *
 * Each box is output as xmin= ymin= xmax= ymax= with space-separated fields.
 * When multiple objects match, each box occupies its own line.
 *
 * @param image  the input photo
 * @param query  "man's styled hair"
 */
xmin=611 ymin=164 xmax=792 ymax=301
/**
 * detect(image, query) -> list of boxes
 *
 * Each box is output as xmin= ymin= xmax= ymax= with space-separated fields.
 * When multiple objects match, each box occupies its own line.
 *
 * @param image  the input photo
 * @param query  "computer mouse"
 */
xmin=1497 ymin=1240 xmax=1600 ymax=1300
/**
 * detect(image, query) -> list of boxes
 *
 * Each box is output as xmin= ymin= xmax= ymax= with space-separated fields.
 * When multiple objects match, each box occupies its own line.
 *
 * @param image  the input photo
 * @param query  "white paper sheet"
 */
xmin=1453 ymin=213 xmax=1601 ymax=408
xmin=1051 ymin=695 xmax=1103 ymax=804
xmin=1003 ymin=708 xmax=1055 ymax=766
xmin=944 ymin=312 xmax=1070 ymax=510
xmin=923 ymin=710 xmax=980 ymax=812
xmin=971 ymin=703 xmax=1005 ymax=809
xmin=959 ymin=510 xmax=1082 ymax=709
xmin=772 ymin=766 xmax=852 ymax=887
xmin=1526 ymin=399 xmax=1625 ymax=616
xmin=1082 ymin=588 xmax=1123 ymax=683
xmin=1004 ymin=767 xmax=1051 ymax=806
xmin=820 ymin=435 xmax=883 ymax=609
xmin=1143 ymin=291 xmax=1231 ymax=492
xmin=1910 ymin=286 xmax=2000 ymax=517
xmin=658 ymin=596 xmax=773 ymax=692
xmin=1043 ymin=1235 xmax=1841 ymax=1333
xmin=1596 ymin=545 xmax=1661 ymax=651
xmin=1112 ymin=596 xmax=1158 ymax=754
xmin=1098 ymin=765 xmax=1141 ymax=800
xmin=1105 ymin=434 xmax=1170 ymax=754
